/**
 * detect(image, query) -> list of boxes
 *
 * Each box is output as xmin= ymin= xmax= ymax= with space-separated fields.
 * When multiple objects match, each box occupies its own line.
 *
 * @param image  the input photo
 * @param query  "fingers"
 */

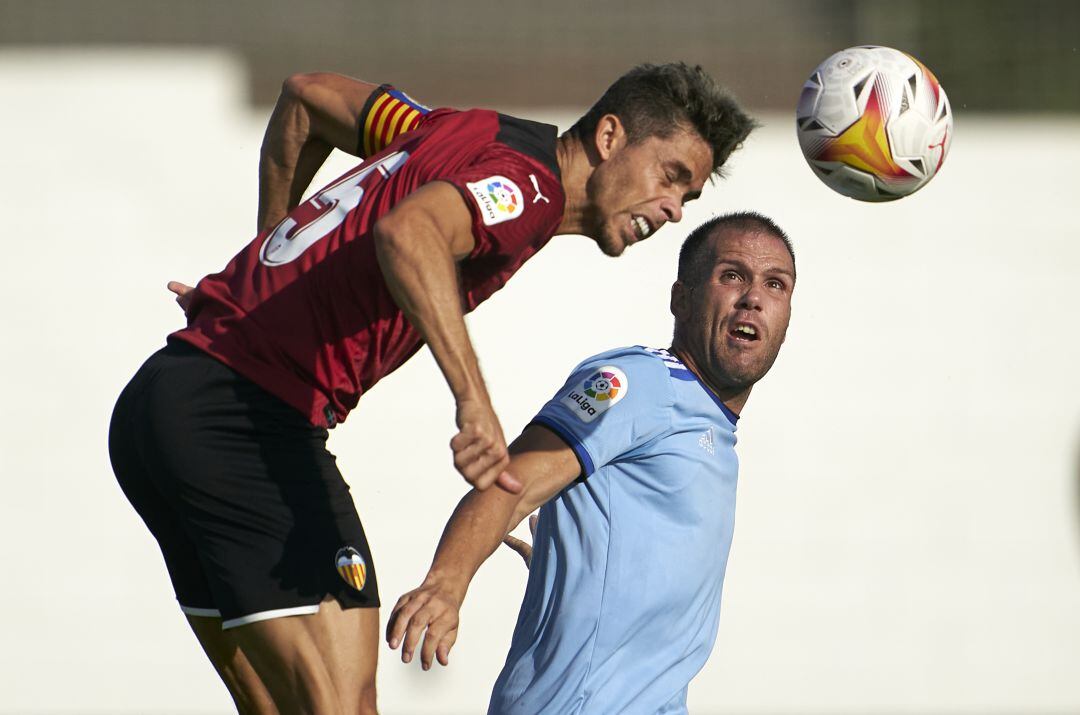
xmin=436 ymin=637 xmax=455 ymax=667
xmin=503 ymin=515 xmax=537 ymax=568
xmin=166 ymin=280 xmax=193 ymax=297
xmin=495 ymin=470 xmax=523 ymax=494
xmin=166 ymin=281 xmax=195 ymax=312
xmin=386 ymin=593 xmax=416 ymax=651
xmin=450 ymin=433 xmax=503 ymax=475
xmin=502 ymin=534 xmax=532 ymax=568
xmin=502 ymin=534 xmax=529 ymax=556
xmin=451 ymin=432 xmax=513 ymax=491
xmin=400 ymin=605 xmax=426 ymax=665
xmin=452 ymin=401 xmax=517 ymax=491
xmin=386 ymin=590 xmax=459 ymax=670
xmin=420 ymin=623 xmax=457 ymax=671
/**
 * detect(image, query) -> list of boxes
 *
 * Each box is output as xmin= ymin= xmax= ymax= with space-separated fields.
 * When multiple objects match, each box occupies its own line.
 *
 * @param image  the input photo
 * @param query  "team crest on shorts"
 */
xmin=335 ymin=547 xmax=367 ymax=591
xmin=465 ymin=175 xmax=524 ymax=225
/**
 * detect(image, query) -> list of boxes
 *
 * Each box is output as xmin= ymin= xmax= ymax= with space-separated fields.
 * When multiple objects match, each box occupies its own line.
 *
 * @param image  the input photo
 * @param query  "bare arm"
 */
xmin=258 ymin=72 xmax=381 ymax=233
xmin=386 ymin=425 xmax=581 ymax=669
xmin=171 ymin=72 xmax=429 ymax=310
xmin=373 ymin=182 xmax=520 ymax=493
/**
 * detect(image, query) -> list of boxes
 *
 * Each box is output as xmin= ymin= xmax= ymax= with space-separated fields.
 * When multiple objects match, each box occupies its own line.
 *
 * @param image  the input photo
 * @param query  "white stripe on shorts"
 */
xmin=222 ymin=604 xmax=321 ymax=630
xmin=179 ymin=605 xmax=222 ymax=618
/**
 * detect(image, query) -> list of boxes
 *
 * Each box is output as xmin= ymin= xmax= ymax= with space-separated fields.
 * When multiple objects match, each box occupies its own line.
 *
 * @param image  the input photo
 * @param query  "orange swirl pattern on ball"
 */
xmin=817 ymin=82 xmax=909 ymax=179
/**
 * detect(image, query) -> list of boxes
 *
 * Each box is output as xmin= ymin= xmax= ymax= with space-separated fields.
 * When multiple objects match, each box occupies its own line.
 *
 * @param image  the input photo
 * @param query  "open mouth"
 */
xmin=729 ymin=323 xmax=760 ymax=342
xmin=631 ymin=215 xmax=653 ymax=240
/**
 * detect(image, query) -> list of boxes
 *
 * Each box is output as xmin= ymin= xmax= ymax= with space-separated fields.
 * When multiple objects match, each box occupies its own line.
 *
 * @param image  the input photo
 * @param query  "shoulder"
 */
xmin=492 ymin=113 xmax=561 ymax=179
xmin=567 ymin=346 xmax=678 ymax=404
xmin=425 ymin=109 xmax=560 ymax=178
xmin=538 ymin=346 xmax=675 ymax=444
xmin=573 ymin=345 xmax=681 ymax=374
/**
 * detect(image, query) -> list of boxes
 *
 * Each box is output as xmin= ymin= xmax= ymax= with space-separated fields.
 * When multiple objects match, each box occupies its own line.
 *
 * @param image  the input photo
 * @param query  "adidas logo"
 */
xmin=698 ymin=428 xmax=715 ymax=455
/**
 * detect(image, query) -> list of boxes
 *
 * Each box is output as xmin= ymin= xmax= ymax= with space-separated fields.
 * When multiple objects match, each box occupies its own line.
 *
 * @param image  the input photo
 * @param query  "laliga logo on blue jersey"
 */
xmin=560 ymin=365 xmax=628 ymax=423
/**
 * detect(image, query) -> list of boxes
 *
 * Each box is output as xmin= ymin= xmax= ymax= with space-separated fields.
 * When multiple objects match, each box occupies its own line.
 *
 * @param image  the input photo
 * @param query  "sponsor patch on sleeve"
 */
xmin=559 ymin=366 xmax=628 ymax=423
xmin=465 ymin=176 xmax=525 ymax=225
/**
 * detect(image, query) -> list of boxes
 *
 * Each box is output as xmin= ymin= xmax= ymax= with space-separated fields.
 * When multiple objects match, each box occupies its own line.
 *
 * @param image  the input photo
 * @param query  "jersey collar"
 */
xmin=693 ymin=374 xmax=740 ymax=427
xmin=665 ymin=347 xmax=740 ymax=427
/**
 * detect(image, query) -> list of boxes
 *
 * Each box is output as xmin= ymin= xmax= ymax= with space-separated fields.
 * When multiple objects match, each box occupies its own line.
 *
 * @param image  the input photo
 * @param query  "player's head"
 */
xmin=569 ymin=63 xmax=754 ymax=176
xmin=670 ymin=212 xmax=795 ymax=397
xmin=568 ymin=63 xmax=756 ymax=257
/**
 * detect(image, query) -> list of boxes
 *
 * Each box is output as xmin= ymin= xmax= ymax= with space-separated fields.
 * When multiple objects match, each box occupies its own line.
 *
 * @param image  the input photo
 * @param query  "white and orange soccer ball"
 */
xmin=796 ymin=45 xmax=953 ymax=201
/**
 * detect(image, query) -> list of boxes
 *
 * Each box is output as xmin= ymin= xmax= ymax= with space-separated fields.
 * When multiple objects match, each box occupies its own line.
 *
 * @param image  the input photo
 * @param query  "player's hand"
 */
xmin=386 ymin=580 xmax=463 ymax=670
xmin=167 ymin=281 xmax=196 ymax=315
xmin=502 ymin=513 xmax=539 ymax=569
xmin=451 ymin=399 xmax=522 ymax=494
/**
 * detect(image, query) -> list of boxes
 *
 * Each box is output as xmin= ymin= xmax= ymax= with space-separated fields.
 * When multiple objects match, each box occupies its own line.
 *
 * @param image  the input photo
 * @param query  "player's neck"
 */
xmin=553 ymin=134 xmax=592 ymax=236
xmin=670 ymin=345 xmax=751 ymax=416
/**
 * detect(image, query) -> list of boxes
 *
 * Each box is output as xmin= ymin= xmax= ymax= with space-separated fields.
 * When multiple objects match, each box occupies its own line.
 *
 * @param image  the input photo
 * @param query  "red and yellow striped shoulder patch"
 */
xmin=360 ymin=85 xmax=431 ymax=158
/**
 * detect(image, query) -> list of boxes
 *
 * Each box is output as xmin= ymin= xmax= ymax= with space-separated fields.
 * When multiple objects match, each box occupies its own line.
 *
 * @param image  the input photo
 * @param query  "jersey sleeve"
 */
xmin=530 ymin=352 xmax=674 ymax=478
xmin=357 ymin=84 xmax=432 ymax=158
xmin=439 ymin=147 xmax=564 ymax=264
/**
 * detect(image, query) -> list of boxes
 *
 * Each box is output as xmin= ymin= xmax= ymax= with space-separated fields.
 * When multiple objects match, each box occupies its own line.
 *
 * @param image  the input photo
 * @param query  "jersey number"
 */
xmin=259 ymin=150 xmax=410 ymax=267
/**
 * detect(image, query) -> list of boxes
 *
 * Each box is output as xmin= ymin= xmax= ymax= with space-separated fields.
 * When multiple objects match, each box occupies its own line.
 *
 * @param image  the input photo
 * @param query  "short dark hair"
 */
xmin=568 ymin=62 xmax=757 ymax=176
xmin=677 ymin=211 xmax=796 ymax=287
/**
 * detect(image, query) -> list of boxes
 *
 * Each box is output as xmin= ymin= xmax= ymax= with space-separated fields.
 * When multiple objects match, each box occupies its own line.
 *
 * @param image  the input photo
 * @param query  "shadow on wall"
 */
xmin=1075 ymin=427 xmax=1080 ymax=560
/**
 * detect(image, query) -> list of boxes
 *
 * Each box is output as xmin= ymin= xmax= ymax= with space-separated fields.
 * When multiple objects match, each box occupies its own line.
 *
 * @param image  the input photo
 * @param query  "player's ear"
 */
xmin=593 ymin=114 xmax=625 ymax=162
xmin=670 ymin=280 xmax=689 ymax=320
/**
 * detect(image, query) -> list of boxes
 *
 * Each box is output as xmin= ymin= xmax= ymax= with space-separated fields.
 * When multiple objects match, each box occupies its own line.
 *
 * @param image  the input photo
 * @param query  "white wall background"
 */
xmin=1 ymin=50 xmax=1078 ymax=714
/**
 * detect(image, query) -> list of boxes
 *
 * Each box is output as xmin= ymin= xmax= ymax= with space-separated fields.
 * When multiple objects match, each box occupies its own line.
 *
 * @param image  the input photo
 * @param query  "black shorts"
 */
xmin=108 ymin=340 xmax=379 ymax=628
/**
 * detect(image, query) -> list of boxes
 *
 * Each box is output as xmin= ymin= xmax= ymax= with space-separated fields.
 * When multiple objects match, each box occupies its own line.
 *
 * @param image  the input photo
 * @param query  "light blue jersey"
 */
xmin=489 ymin=346 xmax=741 ymax=715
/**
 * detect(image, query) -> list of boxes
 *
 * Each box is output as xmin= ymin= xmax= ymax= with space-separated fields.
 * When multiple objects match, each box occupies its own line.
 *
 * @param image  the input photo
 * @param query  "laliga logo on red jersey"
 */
xmin=466 ymin=175 xmax=524 ymax=226
xmin=487 ymin=180 xmax=520 ymax=214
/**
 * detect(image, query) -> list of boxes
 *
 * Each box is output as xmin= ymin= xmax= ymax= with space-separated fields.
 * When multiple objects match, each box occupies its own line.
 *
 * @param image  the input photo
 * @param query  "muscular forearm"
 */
xmin=421 ymin=426 xmax=581 ymax=595
xmin=386 ymin=426 xmax=580 ymax=665
xmin=258 ymin=72 xmax=382 ymax=233
xmin=258 ymin=100 xmax=333 ymax=233
xmin=374 ymin=182 xmax=517 ymax=491
xmin=373 ymin=195 xmax=485 ymax=405
xmin=423 ymin=487 xmax=524 ymax=600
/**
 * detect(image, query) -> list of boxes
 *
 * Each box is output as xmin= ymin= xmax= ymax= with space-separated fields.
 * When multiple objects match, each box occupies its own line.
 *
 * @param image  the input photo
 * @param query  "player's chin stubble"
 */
xmin=580 ymin=205 xmax=624 ymax=257
xmin=704 ymin=337 xmax=781 ymax=393
xmin=597 ymin=222 xmax=629 ymax=257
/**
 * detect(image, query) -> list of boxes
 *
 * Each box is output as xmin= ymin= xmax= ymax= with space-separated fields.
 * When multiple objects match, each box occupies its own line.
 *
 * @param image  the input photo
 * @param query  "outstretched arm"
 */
xmin=386 ymin=425 xmax=581 ymax=669
xmin=373 ymin=181 xmax=521 ymax=493
xmin=258 ymin=72 xmax=382 ymax=233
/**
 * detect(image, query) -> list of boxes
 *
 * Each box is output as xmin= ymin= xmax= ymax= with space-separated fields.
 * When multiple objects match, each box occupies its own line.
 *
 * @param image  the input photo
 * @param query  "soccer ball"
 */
xmin=796 ymin=46 xmax=952 ymax=202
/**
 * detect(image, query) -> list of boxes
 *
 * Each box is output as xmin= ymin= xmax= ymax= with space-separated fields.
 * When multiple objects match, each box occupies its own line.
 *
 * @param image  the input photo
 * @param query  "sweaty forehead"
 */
xmin=710 ymin=230 xmax=794 ymax=273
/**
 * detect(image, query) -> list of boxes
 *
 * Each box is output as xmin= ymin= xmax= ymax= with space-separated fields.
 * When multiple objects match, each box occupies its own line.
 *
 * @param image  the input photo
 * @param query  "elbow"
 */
xmin=372 ymin=214 xmax=424 ymax=275
xmin=279 ymin=72 xmax=323 ymax=105
xmin=263 ymin=73 xmax=326 ymax=157
xmin=371 ymin=215 xmax=405 ymax=258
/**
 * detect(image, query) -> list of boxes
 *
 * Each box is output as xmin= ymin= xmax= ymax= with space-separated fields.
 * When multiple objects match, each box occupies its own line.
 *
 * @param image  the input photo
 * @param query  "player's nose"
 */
xmin=735 ymin=284 xmax=764 ymax=310
xmin=660 ymin=199 xmax=682 ymax=224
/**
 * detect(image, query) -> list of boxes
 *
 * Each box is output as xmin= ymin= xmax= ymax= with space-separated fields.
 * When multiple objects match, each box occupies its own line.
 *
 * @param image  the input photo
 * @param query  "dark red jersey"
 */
xmin=172 ymin=106 xmax=565 ymax=428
